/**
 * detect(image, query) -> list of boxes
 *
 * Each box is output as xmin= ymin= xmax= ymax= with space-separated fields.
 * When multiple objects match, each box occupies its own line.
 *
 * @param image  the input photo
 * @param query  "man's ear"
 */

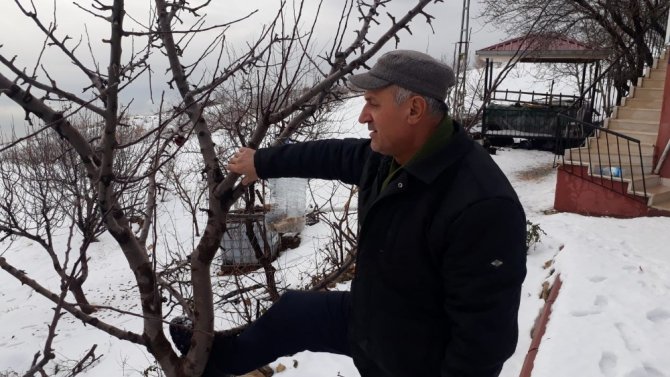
xmin=407 ymin=96 xmax=427 ymax=125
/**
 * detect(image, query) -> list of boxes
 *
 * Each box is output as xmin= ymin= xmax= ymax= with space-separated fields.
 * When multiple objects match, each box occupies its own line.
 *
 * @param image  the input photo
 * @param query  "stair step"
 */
xmin=651 ymin=198 xmax=670 ymax=212
xmin=630 ymin=175 xmax=661 ymax=189
xmin=620 ymin=130 xmax=658 ymax=144
xmin=623 ymin=97 xmax=663 ymax=109
xmin=564 ymin=146 xmax=653 ymax=159
xmin=563 ymin=160 xmax=653 ymax=178
xmin=648 ymin=184 xmax=670 ymax=205
xmin=562 ymin=152 xmax=653 ymax=168
xmin=567 ymin=145 xmax=652 ymax=157
xmin=561 ymin=165 xmax=659 ymax=186
xmin=632 ymin=87 xmax=663 ymax=101
xmin=647 ymin=69 xmax=666 ymax=81
xmin=613 ymin=108 xmax=661 ymax=124
xmin=607 ymin=118 xmax=659 ymax=134
xmin=640 ymin=78 xmax=665 ymax=89
xmin=629 ymin=180 xmax=669 ymax=195
xmin=598 ymin=129 xmax=658 ymax=144
xmin=585 ymin=169 xmax=652 ymax=181
xmin=586 ymin=138 xmax=655 ymax=155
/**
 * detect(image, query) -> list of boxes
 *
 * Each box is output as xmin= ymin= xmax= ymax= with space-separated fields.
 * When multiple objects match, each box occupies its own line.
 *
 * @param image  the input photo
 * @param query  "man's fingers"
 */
xmin=226 ymin=147 xmax=257 ymax=184
xmin=241 ymin=176 xmax=254 ymax=185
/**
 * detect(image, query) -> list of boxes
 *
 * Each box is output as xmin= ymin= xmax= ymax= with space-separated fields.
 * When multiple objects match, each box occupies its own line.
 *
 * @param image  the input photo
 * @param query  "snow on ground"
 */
xmin=1 ymin=96 xmax=670 ymax=377
xmin=495 ymin=148 xmax=670 ymax=377
xmin=532 ymin=214 xmax=670 ymax=377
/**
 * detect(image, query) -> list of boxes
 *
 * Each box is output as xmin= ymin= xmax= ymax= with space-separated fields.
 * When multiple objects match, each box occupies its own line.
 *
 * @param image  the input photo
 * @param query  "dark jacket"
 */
xmin=254 ymin=123 xmax=527 ymax=377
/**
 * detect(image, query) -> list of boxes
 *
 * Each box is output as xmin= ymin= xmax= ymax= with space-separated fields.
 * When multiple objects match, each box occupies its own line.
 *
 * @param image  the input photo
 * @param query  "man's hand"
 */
xmin=227 ymin=147 xmax=258 ymax=185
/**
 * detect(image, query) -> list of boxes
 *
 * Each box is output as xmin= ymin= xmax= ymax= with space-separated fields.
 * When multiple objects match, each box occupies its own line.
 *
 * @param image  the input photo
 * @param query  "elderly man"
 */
xmin=172 ymin=50 xmax=527 ymax=377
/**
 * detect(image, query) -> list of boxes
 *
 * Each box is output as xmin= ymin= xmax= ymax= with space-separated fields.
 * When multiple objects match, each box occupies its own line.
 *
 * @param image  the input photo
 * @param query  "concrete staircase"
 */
xmin=564 ymin=48 xmax=670 ymax=212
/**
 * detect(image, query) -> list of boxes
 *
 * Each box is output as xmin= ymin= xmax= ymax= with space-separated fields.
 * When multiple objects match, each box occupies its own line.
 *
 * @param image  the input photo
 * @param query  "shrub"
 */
xmin=526 ymin=220 xmax=546 ymax=252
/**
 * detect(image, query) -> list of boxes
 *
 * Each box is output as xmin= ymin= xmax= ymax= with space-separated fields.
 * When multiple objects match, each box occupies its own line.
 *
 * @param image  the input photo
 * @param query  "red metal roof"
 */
xmin=479 ymin=35 xmax=595 ymax=52
xmin=476 ymin=34 xmax=610 ymax=63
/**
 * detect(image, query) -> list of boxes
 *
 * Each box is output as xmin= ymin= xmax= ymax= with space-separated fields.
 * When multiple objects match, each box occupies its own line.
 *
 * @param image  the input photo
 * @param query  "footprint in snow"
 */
xmin=570 ymin=296 xmax=608 ymax=317
xmin=646 ymin=308 xmax=670 ymax=323
xmin=614 ymin=322 xmax=641 ymax=352
xmin=589 ymin=276 xmax=607 ymax=283
xmin=598 ymin=352 xmax=617 ymax=377
xmin=594 ymin=295 xmax=608 ymax=308
xmin=570 ymin=310 xmax=602 ymax=317
xmin=624 ymin=364 xmax=665 ymax=377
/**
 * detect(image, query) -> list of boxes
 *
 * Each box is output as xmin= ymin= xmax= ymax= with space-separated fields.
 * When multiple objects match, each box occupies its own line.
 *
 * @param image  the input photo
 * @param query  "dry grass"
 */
xmin=516 ymin=164 xmax=555 ymax=181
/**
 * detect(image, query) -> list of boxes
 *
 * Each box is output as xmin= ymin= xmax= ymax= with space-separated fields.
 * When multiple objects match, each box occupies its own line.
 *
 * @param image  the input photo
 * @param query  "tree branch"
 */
xmin=12 ymin=0 xmax=108 ymax=98
xmin=0 ymin=72 xmax=101 ymax=177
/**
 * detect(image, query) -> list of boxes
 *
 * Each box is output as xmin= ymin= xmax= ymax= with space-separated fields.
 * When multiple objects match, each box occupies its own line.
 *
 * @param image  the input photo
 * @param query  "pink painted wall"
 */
xmin=656 ymin=57 xmax=670 ymax=178
xmin=554 ymin=166 xmax=651 ymax=217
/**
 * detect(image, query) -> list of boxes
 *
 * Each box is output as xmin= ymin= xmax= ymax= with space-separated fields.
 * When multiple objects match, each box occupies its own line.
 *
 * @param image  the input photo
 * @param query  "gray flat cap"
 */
xmin=349 ymin=50 xmax=455 ymax=101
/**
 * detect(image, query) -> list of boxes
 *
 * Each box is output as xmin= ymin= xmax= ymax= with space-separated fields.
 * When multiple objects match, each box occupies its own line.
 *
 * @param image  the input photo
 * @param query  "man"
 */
xmin=171 ymin=50 xmax=527 ymax=377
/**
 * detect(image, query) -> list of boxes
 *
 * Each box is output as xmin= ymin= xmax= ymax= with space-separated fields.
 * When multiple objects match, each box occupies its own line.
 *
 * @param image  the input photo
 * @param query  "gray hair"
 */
xmin=394 ymin=86 xmax=447 ymax=117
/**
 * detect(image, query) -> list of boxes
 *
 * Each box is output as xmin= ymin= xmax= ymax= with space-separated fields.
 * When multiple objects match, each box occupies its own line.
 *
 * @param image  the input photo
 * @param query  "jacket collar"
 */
xmin=401 ymin=119 xmax=474 ymax=184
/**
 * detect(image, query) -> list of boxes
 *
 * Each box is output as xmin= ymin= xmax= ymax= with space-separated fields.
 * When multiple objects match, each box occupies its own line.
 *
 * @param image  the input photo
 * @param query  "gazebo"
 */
xmin=475 ymin=34 xmax=610 ymax=148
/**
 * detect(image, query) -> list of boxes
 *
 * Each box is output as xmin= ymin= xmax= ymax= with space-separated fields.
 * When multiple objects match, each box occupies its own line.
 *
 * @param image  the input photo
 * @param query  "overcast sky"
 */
xmin=0 ymin=0 xmax=505 ymax=139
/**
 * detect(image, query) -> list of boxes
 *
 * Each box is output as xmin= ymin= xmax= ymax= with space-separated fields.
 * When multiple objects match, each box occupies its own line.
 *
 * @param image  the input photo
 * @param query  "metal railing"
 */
xmin=554 ymin=114 xmax=648 ymax=201
xmin=488 ymin=89 xmax=582 ymax=107
xmin=482 ymin=62 xmax=609 ymax=143
xmin=645 ymin=7 xmax=669 ymax=61
xmin=483 ymin=103 xmax=588 ymax=142
xmin=482 ymin=88 xmax=597 ymax=148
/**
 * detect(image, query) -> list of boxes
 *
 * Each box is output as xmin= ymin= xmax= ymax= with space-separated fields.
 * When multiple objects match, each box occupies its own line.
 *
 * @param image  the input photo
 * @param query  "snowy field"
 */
xmin=1 ymin=96 xmax=670 ymax=377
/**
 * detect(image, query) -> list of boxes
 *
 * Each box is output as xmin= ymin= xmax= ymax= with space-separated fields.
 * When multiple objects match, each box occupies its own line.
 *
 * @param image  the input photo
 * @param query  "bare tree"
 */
xmin=481 ymin=0 xmax=669 ymax=103
xmin=457 ymin=1 xmax=558 ymax=129
xmin=0 ymin=128 xmax=102 ymax=315
xmin=308 ymin=182 xmax=358 ymax=290
xmin=0 ymin=0 xmax=442 ymax=376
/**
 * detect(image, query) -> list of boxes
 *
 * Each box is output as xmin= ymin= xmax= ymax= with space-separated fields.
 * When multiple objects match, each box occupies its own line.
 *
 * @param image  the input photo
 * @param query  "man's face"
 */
xmin=358 ymin=86 xmax=412 ymax=160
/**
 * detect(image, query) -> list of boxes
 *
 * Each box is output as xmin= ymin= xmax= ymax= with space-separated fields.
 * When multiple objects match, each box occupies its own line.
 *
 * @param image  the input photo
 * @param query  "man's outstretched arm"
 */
xmin=228 ymin=139 xmax=372 ymax=185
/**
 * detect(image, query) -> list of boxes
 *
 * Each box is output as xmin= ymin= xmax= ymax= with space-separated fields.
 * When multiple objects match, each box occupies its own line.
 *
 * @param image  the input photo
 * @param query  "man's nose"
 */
xmin=358 ymin=109 xmax=371 ymax=124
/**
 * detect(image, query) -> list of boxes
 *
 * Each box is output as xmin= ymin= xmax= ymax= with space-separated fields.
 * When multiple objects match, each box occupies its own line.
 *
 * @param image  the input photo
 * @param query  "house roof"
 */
xmin=476 ymin=35 xmax=611 ymax=63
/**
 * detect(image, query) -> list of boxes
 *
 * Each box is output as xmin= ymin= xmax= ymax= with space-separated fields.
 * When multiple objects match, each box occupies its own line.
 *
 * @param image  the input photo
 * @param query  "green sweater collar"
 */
xmin=381 ymin=116 xmax=454 ymax=190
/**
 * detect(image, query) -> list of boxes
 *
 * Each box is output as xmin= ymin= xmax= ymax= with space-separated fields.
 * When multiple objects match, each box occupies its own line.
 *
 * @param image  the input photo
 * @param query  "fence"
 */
xmin=554 ymin=114 xmax=648 ymax=200
xmin=481 ymin=58 xmax=611 ymax=146
xmin=482 ymin=93 xmax=591 ymax=144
